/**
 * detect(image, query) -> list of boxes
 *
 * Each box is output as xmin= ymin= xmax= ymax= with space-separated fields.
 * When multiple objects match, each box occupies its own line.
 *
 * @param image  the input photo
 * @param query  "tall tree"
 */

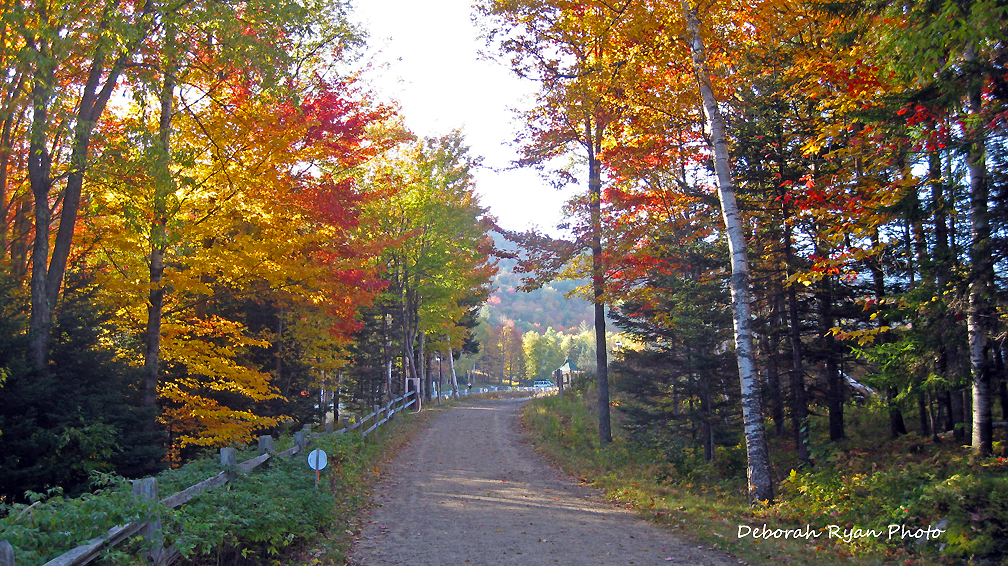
xmin=361 ymin=130 xmax=494 ymax=405
xmin=21 ymin=0 xmax=160 ymax=369
xmin=478 ymin=0 xmax=636 ymax=445
xmin=875 ymin=0 xmax=1007 ymax=457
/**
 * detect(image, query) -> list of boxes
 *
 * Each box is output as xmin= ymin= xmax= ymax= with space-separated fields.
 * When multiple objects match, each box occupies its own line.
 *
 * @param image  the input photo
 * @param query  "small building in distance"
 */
xmin=554 ymin=358 xmax=582 ymax=389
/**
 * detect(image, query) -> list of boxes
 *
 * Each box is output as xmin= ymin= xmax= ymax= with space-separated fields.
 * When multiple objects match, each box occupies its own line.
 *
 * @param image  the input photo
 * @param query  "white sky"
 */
xmin=348 ymin=0 xmax=578 ymax=236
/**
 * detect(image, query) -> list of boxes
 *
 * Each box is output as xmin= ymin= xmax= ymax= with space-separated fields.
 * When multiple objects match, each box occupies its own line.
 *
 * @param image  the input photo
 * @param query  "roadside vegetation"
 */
xmin=0 ymin=410 xmax=433 ymax=566
xmin=522 ymin=391 xmax=1008 ymax=566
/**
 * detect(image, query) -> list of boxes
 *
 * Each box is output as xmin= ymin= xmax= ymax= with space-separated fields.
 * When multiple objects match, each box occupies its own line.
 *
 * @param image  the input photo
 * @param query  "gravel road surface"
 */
xmin=349 ymin=397 xmax=738 ymax=566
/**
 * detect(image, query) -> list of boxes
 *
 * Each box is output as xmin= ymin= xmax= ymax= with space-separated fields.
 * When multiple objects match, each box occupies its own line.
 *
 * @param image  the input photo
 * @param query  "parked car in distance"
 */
xmin=533 ymin=380 xmax=555 ymax=388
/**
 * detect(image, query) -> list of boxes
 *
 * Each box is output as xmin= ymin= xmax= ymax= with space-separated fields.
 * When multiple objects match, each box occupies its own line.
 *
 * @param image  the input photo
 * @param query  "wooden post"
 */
xmin=555 ymin=369 xmax=564 ymax=398
xmin=294 ymin=430 xmax=306 ymax=451
xmin=1 ymin=540 xmax=14 ymax=566
xmin=221 ymin=447 xmax=237 ymax=482
xmin=374 ymin=404 xmax=381 ymax=440
xmin=258 ymin=435 xmax=273 ymax=455
xmin=325 ymin=421 xmax=334 ymax=434
xmin=133 ymin=478 xmax=166 ymax=564
xmin=406 ymin=377 xmax=421 ymax=412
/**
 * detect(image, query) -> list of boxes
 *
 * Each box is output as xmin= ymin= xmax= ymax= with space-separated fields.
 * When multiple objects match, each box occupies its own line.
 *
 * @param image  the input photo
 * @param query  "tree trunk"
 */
xmin=818 ymin=273 xmax=844 ymax=441
xmin=999 ymin=377 xmax=1008 ymax=421
xmin=449 ymin=347 xmax=459 ymax=399
xmin=682 ymin=0 xmax=773 ymax=503
xmin=997 ymin=339 xmax=1008 ymax=420
xmin=941 ymin=390 xmax=954 ymax=433
xmin=10 ymin=198 xmax=32 ymax=278
xmin=333 ymin=372 xmax=341 ymax=425
xmin=384 ymin=312 xmax=393 ymax=402
xmin=27 ymin=41 xmax=56 ymax=369
xmin=401 ymin=279 xmax=422 ymax=393
xmin=142 ymin=28 xmax=175 ymax=437
xmin=918 ymin=393 xmax=930 ymax=438
xmin=0 ymin=104 xmax=19 ymax=261
xmin=870 ymin=231 xmax=905 ymax=437
xmin=587 ymin=116 xmax=611 ymax=446
xmin=27 ymin=11 xmax=148 ymax=370
xmin=767 ymin=292 xmax=785 ymax=437
xmin=420 ymin=332 xmax=429 ymax=402
xmin=888 ymin=388 xmax=907 ymax=437
xmin=567 ymin=104 xmax=611 ymax=444
xmin=787 ymin=262 xmax=810 ymax=462
xmin=965 ymin=46 xmax=993 ymax=457
xmin=951 ymin=388 xmax=965 ymax=440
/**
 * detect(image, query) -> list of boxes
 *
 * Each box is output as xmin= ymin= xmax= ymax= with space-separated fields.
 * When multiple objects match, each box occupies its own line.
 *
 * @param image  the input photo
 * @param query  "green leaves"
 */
xmin=0 ymin=479 xmax=154 ymax=566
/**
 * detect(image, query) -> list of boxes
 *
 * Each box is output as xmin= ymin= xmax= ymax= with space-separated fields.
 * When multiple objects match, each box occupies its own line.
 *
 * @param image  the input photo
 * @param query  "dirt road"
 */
xmin=349 ymin=397 xmax=738 ymax=566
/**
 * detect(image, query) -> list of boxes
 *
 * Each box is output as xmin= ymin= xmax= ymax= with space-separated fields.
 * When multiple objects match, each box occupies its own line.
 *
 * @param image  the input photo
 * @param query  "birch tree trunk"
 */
xmin=682 ymin=0 xmax=773 ymax=503
xmin=449 ymin=347 xmax=460 ymax=399
xmin=965 ymin=46 xmax=993 ymax=457
xmin=420 ymin=332 xmax=429 ymax=402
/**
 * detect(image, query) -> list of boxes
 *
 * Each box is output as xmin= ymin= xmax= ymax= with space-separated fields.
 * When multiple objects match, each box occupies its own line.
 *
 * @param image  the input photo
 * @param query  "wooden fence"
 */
xmin=0 ymin=392 xmax=418 ymax=566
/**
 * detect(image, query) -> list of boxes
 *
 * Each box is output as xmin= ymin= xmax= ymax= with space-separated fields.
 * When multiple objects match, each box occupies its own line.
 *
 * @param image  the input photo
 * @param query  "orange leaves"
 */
xmin=86 ymin=69 xmax=400 ymax=457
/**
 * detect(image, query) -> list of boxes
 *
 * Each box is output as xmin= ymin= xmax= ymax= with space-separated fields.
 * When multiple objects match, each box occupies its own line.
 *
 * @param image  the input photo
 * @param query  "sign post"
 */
xmin=307 ymin=449 xmax=328 ymax=489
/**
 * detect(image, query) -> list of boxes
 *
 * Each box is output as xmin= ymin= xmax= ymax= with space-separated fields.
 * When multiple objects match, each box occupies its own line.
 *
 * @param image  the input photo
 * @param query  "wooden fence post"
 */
xmin=258 ymin=435 xmax=273 ymax=455
xmin=220 ymin=447 xmax=237 ymax=482
xmin=133 ymin=478 xmax=167 ymax=564
xmin=325 ymin=421 xmax=333 ymax=434
xmin=1 ymin=539 xmax=14 ymax=566
xmin=374 ymin=404 xmax=381 ymax=440
xmin=294 ymin=430 xmax=307 ymax=451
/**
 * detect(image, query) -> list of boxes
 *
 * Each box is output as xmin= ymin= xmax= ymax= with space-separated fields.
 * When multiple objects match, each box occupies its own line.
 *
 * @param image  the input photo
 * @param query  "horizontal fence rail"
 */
xmin=0 ymin=391 xmax=420 ymax=566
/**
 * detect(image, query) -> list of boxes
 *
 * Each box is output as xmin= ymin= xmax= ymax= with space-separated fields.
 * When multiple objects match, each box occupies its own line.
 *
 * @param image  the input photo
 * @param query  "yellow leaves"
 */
xmin=786 ymin=270 xmax=821 ymax=287
xmin=161 ymin=316 xmax=276 ymax=400
xmin=160 ymin=387 xmax=280 ymax=449
xmin=157 ymin=315 xmax=284 ymax=452
xmin=830 ymin=326 xmax=891 ymax=346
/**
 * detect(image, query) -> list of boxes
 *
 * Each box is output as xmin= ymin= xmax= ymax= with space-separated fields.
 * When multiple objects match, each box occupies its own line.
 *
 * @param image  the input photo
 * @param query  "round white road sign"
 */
xmin=307 ymin=449 xmax=327 ymax=471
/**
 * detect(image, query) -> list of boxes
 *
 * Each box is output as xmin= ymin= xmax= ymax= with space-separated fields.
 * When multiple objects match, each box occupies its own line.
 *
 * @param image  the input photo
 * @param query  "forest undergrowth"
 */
xmin=521 ymin=393 xmax=1008 ymax=566
xmin=0 ymin=407 xmax=436 ymax=566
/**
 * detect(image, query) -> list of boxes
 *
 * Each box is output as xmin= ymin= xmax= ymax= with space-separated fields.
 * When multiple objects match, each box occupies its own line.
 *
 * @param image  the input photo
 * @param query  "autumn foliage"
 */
xmin=481 ymin=0 xmax=1008 ymax=550
xmin=0 ymin=0 xmax=494 ymax=490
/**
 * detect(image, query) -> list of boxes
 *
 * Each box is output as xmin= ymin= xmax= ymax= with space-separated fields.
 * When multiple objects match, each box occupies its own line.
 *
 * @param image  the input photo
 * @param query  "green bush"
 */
xmin=164 ymin=434 xmax=360 ymax=560
xmin=0 ymin=477 xmax=153 ymax=566
xmin=0 ymin=428 xmax=383 ymax=566
xmin=921 ymin=473 xmax=1008 ymax=560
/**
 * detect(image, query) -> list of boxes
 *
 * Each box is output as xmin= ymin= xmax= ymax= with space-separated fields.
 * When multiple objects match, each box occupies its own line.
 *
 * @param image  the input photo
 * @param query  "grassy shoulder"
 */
xmin=520 ymin=392 xmax=1008 ymax=566
xmin=0 ymin=408 xmax=439 ymax=566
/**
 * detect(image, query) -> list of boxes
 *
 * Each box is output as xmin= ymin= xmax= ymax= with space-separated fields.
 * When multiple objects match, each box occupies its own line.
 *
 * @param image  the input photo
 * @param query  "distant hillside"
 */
xmin=483 ymin=232 xmax=595 ymax=334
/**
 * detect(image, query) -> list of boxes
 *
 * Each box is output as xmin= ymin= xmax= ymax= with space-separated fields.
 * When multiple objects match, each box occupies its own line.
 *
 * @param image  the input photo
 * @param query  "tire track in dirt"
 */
xmin=349 ymin=397 xmax=738 ymax=566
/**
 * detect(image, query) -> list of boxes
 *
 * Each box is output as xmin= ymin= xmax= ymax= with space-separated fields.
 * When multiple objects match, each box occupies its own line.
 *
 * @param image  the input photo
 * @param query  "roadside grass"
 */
xmin=520 ymin=392 xmax=1008 ymax=566
xmin=0 ymin=407 xmax=438 ymax=566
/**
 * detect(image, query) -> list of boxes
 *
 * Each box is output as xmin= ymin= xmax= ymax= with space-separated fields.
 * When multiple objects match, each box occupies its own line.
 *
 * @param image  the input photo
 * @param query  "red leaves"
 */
xmin=899 ymin=103 xmax=936 ymax=127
